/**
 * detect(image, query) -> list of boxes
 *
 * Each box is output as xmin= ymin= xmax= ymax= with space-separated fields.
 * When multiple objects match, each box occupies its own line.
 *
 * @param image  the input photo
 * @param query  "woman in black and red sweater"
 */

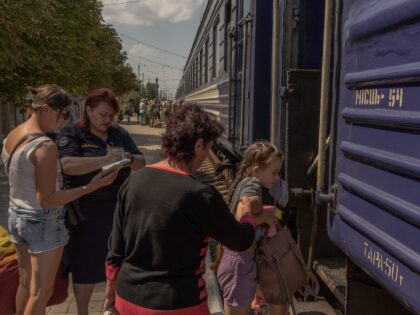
xmin=104 ymin=104 xmax=270 ymax=314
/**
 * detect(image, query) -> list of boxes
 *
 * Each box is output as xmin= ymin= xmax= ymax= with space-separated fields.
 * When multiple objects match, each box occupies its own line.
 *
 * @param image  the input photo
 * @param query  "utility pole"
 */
xmin=155 ymin=77 xmax=159 ymax=99
xmin=138 ymin=64 xmax=142 ymax=95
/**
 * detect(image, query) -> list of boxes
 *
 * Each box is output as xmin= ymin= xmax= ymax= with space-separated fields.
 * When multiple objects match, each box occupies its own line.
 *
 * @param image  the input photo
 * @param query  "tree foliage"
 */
xmin=0 ymin=0 xmax=137 ymax=100
xmin=144 ymin=82 xmax=159 ymax=99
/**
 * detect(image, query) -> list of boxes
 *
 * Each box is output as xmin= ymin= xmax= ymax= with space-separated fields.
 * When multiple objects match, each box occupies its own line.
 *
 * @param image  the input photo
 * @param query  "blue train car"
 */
xmin=177 ymin=0 xmax=419 ymax=313
xmin=175 ymin=0 xmax=274 ymax=156
xmin=330 ymin=0 xmax=420 ymax=313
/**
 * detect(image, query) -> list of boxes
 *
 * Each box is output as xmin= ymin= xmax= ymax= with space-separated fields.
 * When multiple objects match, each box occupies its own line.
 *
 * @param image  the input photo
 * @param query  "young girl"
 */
xmin=217 ymin=141 xmax=287 ymax=315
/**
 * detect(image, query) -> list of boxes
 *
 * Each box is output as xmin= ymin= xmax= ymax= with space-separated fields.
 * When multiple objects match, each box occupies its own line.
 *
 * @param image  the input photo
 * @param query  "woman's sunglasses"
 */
xmin=60 ymin=109 xmax=71 ymax=120
xmin=52 ymin=107 xmax=71 ymax=120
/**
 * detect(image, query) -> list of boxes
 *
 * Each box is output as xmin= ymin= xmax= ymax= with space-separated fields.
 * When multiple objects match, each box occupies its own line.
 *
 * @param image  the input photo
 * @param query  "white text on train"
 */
xmin=363 ymin=242 xmax=404 ymax=287
xmin=355 ymin=89 xmax=384 ymax=106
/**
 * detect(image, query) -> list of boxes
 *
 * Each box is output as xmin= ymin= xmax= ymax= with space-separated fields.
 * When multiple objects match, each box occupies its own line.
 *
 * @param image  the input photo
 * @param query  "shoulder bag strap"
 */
xmin=261 ymin=252 xmax=297 ymax=315
xmin=276 ymin=262 xmax=298 ymax=315
xmin=287 ymin=239 xmax=319 ymax=297
xmin=6 ymin=133 xmax=45 ymax=173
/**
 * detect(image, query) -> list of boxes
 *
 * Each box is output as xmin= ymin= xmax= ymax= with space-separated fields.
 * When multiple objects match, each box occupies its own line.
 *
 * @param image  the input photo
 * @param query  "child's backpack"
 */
xmin=256 ymin=226 xmax=319 ymax=315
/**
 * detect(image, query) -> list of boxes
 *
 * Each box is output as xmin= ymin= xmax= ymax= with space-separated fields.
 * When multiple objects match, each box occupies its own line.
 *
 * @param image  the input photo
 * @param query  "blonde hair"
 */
xmin=227 ymin=141 xmax=283 ymax=204
xmin=27 ymin=84 xmax=71 ymax=111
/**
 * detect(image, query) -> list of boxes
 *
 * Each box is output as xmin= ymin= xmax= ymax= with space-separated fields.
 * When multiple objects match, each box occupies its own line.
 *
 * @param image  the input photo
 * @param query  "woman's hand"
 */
xmin=124 ymin=152 xmax=146 ymax=170
xmin=240 ymin=195 xmax=262 ymax=215
xmin=87 ymin=170 xmax=118 ymax=192
xmin=103 ymin=280 xmax=116 ymax=311
xmin=255 ymin=210 xmax=277 ymax=226
xmin=105 ymin=145 xmax=122 ymax=164
xmin=124 ymin=152 xmax=134 ymax=164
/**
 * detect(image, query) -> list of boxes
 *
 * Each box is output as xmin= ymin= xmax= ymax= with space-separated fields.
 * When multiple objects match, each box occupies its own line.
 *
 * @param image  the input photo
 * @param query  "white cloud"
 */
xmin=126 ymin=43 xmax=153 ymax=74
xmin=102 ymin=0 xmax=204 ymax=26
xmin=128 ymin=43 xmax=154 ymax=59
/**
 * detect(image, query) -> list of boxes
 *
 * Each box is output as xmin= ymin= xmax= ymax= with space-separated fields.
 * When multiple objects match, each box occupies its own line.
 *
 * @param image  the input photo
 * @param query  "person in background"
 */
xmin=163 ymin=101 xmax=171 ymax=121
xmin=2 ymin=84 xmax=116 ymax=315
xmin=146 ymin=99 xmax=155 ymax=127
xmin=154 ymin=98 xmax=161 ymax=123
xmin=139 ymin=99 xmax=145 ymax=125
xmin=133 ymin=100 xmax=140 ymax=124
xmin=57 ymin=88 xmax=145 ymax=315
xmin=104 ymin=104 xmax=274 ymax=314
xmin=125 ymin=101 xmax=133 ymax=123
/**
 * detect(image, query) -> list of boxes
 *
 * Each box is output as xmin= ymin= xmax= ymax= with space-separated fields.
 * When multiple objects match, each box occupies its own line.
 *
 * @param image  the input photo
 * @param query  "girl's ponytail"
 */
xmin=226 ymin=141 xmax=283 ymax=205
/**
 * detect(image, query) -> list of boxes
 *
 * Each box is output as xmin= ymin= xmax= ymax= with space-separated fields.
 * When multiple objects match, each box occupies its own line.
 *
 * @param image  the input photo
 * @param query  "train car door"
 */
xmin=329 ymin=0 xmax=420 ymax=313
xmin=269 ymin=0 xmax=287 ymax=205
xmin=271 ymin=0 xmax=325 ymax=203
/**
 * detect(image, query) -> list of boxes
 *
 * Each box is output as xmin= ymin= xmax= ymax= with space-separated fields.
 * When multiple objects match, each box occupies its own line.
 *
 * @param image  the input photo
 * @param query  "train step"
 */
xmin=313 ymin=257 xmax=346 ymax=306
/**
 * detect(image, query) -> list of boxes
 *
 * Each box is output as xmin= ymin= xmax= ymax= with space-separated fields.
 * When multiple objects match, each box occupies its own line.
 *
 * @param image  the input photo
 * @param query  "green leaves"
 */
xmin=0 ymin=0 xmax=137 ymax=99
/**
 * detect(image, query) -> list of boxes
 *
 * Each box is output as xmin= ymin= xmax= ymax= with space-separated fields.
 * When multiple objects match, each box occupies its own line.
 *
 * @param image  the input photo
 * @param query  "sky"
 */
xmin=101 ymin=0 xmax=206 ymax=98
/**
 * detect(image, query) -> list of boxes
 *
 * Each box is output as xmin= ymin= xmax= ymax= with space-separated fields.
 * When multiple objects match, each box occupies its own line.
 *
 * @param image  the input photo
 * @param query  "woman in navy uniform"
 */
xmin=57 ymin=88 xmax=145 ymax=315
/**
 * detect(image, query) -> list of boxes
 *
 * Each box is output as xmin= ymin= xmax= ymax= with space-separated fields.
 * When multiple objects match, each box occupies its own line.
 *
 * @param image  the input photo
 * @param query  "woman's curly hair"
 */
xmin=162 ymin=104 xmax=224 ymax=163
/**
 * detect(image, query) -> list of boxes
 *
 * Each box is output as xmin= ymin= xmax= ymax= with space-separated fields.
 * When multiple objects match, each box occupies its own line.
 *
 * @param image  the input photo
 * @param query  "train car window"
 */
xmin=189 ymin=69 xmax=191 ymax=92
xmin=195 ymin=56 xmax=199 ymax=89
xmin=224 ymin=1 xmax=232 ymax=73
xmin=195 ymin=59 xmax=198 ymax=90
xmin=243 ymin=0 xmax=251 ymax=16
xmin=192 ymin=62 xmax=195 ymax=91
xmin=187 ymin=69 xmax=189 ymax=93
xmin=193 ymin=60 xmax=196 ymax=90
xmin=199 ymin=49 xmax=203 ymax=87
xmin=212 ymin=17 xmax=219 ymax=79
xmin=205 ymin=38 xmax=209 ymax=84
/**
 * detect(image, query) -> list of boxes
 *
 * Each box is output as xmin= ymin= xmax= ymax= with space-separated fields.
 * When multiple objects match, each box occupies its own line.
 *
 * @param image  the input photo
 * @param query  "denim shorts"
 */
xmin=8 ymin=203 xmax=69 ymax=254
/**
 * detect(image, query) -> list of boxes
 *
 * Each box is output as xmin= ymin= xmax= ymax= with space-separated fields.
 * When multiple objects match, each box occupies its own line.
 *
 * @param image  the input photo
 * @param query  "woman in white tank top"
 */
xmin=1 ymin=85 xmax=118 ymax=315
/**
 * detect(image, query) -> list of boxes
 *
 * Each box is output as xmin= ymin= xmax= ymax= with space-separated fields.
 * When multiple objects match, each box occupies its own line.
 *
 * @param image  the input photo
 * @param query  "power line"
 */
xmin=103 ymin=0 xmax=149 ymax=7
xmin=135 ymin=60 xmax=181 ymax=78
xmin=119 ymin=32 xmax=187 ymax=59
xmin=140 ymin=70 xmax=180 ymax=81
xmin=140 ymin=65 xmax=180 ymax=80
xmin=137 ymin=56 xmax=183 ymax=71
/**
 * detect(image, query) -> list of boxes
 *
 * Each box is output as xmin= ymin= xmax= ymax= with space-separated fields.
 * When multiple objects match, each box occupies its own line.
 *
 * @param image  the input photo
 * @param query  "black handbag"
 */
xmin=59 ymin=164 xmax=85 ymax=227
xmin=64 ymin=198 xmax=84 ymax=227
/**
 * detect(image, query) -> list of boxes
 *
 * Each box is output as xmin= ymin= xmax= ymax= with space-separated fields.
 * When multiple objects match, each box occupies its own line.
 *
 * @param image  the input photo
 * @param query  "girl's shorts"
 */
xmin=217 ymin=248 xmax=257 ymax=307
xmin=8 ymin=203 xmax=68 ymax=254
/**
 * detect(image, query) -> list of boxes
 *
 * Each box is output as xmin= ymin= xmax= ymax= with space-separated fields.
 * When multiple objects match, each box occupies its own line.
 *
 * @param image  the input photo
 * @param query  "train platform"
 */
xmin=0 ymin=122 xmax=335 ymax=315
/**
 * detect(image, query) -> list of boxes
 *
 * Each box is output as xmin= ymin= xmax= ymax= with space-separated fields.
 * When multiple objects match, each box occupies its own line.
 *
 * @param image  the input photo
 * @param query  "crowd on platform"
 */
xmin=121 ymin=98 xmax=179 ymax=127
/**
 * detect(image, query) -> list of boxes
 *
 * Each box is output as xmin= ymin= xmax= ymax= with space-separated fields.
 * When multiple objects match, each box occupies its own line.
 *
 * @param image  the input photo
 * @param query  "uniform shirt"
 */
xmin=106 ymin=166 xmax=255 ymax=314
xmin=56 ymin=123 xmax=142 ymax=203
